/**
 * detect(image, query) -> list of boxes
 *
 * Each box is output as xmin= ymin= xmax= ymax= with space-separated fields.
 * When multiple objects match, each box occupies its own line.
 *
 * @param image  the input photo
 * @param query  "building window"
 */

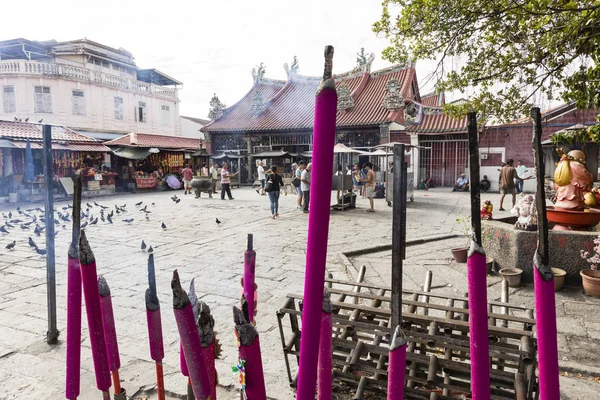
xmin=71 ymin=90 xmax=85 ymax=116
xmin=114 ymin=97 xmax=124 ymax=120
xmin=3 ymin=86 xmax=16 ymax=113
xmin=136 ymin=101 xmax=147 ymax=123
xmin=34 ymin=86 xmax=52 ymax=113
xmin=161 ymin=104 xmax=170 ymax=125
xmin=92 ymin=58 xmax=110 ymax=68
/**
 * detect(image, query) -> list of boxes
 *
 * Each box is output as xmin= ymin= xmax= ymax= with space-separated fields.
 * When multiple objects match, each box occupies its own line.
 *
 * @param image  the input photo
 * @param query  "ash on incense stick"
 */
xmin=233 ymin=306 xmax=258 ymax=347
xmin=171 ymin=270 xmax=190 ymax=309
xmin=322 ymin=287 xmax=332 ymax=314
xmin=316 ymin=46 xmax=335 ymax=94
xmin=68 ymin=175 xmax=82 ymax=259
xmin=98 ymin=276 xmax=110 ymax=297
xmin=189 ymin=278 xmax=199 ymax=320
xmin=78 ymin=230 xmax=95 ymax=265
xmin=146 ymin=254 xmax=160 ymax=311
xmin=389 ymin=325 xmax=407 ymax=351
xmin=198 ymin=301 xmax=215 ymax=347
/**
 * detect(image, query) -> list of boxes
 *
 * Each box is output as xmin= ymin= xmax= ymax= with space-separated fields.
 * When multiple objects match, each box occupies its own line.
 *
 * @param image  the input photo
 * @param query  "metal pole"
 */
xmin=531 ymin=107 xmax=560 ymax=399
xmin=43 ymin=124 xmax=58 ymax=344
xmin=391 ymin=143 xmax=406 ymax=333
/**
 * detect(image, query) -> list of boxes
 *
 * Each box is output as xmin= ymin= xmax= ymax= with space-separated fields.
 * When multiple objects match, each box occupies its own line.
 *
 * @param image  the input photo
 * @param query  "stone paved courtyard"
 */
xmin=1 ymin=187 xmax=600 ymax=399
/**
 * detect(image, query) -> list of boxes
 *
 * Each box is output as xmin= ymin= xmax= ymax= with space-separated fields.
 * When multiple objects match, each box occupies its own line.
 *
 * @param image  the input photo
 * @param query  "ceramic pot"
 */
xmin=499 ymin=268 xmax=523 ymax=287
xmin=486 ymin=257 xmax=495 ymax=274
xmin=451 ymin=248 xmax=468 ymax=263
xmin=580 ymin=270 xmax=600 ymax=297
xmin=552 ymin=268 xmax=567 ymax=292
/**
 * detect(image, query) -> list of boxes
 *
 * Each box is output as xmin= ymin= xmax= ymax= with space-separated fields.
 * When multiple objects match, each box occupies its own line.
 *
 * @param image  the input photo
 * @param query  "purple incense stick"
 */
xmin=243 ymin=234 xmax=256 ymax=324
xmin=387 ymin=326 xmax=407 ymax=399
xmin=172 ymin=270 xmax=211 ymax=400
xmin=296 ymin=45 xmax=337 ymax=400
xmin=145 ymin=254 xmax=166 ymax=400
xmin=199 ymin=301 xmax=218 ymax=400
xmin=98 ymin=276 xmax=121 ymax=374
xmin=317 ymin=288 xmax=332 ymax=400
xmin=79 ymin=231 xmax=111 ymax=396
xmin=233 ymin=306 xmax=266 ymax=399
xmin=66 ymin=175 xmax=82 ymax=400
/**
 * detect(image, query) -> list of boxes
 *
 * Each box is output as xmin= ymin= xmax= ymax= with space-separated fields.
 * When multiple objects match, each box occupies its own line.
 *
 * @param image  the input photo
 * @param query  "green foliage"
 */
xmin=373 ymin=1 xmax=600 ymax=123
xmin=455 ymin=215 xmax=472 ymax=247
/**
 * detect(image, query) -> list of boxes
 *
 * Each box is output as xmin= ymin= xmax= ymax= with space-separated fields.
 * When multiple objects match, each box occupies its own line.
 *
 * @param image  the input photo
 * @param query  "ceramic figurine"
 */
xmin=512 ymin=195 xmax=538 ymax=230
xmin=480 ymin=200 xmax=493 ymax=220
xmin=554 ymin=149 xmax=593 ymax=210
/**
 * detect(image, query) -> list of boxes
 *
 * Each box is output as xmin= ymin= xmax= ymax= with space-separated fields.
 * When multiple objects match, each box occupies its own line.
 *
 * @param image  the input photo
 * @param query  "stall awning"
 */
xmin=112 ymin=147 xmax=159 ymax=160
xmin=252 ymin=150 xmax=291 ymax=158
xmin=211 ymin=153 xmax=244 ymax=160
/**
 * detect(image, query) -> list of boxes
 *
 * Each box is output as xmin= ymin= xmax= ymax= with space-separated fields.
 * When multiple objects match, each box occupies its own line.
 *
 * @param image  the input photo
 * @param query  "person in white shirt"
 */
xmin=257 ymin=161 xmax=267 ymax=196
xmin=301 ymin=163 xmax=312 ymax=213
xmin=515 ymin=160 xmax=528 ymax=193
xmin=453 ymin=174 xmax=469 ymax=192
xmin=209 ymin=163 xmax=218 ymax=194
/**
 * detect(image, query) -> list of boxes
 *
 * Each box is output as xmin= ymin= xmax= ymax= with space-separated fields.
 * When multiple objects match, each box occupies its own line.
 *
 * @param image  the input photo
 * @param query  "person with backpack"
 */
xmin=265 ymin=166 xmax=286 ymax=219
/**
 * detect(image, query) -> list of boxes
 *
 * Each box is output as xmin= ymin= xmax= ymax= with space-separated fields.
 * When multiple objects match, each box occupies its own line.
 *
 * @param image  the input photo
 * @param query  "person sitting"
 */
xmin=453 ymin=173 xmax=469 ymax=192
xmin=481 ymin=175 xmax=491 ymax=192
xmin=418 ymin=174 xmax=433 ymax=190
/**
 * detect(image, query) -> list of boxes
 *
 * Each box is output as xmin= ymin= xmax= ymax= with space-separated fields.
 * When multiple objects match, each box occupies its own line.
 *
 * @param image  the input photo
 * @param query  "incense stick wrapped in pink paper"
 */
xmin=317 ymin=287 xmax=332 ymax=400
xmin=296 ymin=45 xmax=337 ymax=400
xmin=172 ymin=270 xmax=211 ymax=400
xmin=199 ymin=301 xmax=219 ymax=400
xmin=233 ymin=306 xmax=266 ymax=399
xmin=145 ymin=254 xmax=166 ymax=400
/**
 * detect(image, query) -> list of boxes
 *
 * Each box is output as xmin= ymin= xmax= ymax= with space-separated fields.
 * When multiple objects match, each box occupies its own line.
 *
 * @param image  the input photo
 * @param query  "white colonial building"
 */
xmin=0 ymin=38 xmax=182 ymax=138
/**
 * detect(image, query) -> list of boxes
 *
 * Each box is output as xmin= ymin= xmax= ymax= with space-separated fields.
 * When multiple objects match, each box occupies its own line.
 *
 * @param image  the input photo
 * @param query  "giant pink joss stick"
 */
xmin=531 ymin=107 xmax=559 ymax=399
xmin=387 ymin=326 xmax=407 ymax=399
xmin=243 ymin=234 xmax=256 ymax=324
xmin=317 ymin=288 xmax=332 ymax=400
xmin=181 ymin=278 xmax=200 ymax=400
xmin=296 ymin=45 xmax=337 ymax=400
xmin=199 ymin=301 xmax=218 ymax=400
xmin=98 ymin=276 xmax=125 ymax=398
xmin=172 ymin=270 xmax=211 ymax=400
xmin=466 ymin=112 xmax=490 ymax=399
xmin=65 ymin=175 xmax=82 ymax=400
xmin=79 ymin=230 xmax=112 ymax=399
xmin=233 ymin=306 xmax=266 ymax=400
xmin=145 ymin=254 xmax=166 ymax=400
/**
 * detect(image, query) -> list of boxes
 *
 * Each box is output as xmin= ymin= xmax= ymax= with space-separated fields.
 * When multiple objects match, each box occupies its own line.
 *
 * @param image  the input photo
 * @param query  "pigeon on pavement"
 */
xmin=161 ymin=222 xmax=167 ymax=229
xmin=141 ymin=240 xmax=147 ymax=251
xmin=5 ymin=241 xmax=16 ymax=250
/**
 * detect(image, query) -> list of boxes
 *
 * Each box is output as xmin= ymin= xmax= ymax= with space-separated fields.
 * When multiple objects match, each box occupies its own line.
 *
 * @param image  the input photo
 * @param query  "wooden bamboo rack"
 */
xmin=276 ymin=272 xmax=538 ymax=399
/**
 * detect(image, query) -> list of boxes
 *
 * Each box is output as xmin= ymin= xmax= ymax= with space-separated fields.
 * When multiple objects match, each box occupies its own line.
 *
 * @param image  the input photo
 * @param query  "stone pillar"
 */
xmin=410 ymin=133 xmax=420 ymax=186
xmin=246 ymin=134 xmax=253 ymax=184
xmin=2 ymin=148 xmax=13 ymax=177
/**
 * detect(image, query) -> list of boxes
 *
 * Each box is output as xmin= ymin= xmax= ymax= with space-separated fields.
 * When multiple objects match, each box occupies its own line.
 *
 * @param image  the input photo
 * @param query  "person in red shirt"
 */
xmin=181 ymin=164 xmax=194 ymax=195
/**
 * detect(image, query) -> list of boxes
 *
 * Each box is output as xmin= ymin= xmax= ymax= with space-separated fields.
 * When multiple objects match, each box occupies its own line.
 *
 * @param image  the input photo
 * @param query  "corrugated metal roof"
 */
xmin=0 ymin=120 xmax=99 ymax=142
xmin=68 ymin=143 xmax=111 ymax=152
xmin=104 ymin=132 xmax=202 ymax=150
xmin=202 ymin=65 xmax=416 ymax=133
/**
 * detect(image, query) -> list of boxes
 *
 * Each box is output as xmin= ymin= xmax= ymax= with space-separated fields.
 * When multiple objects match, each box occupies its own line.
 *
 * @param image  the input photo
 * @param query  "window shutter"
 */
xmin=35 ymin=93 xmax=43 ymax=113
xmin=72 ymin=90 xmax=85 ymax=115
xmin=142 ymin=105 xmax=147 ymax=122
xmin=3 ymin=86 xmax=16 ymax=113
xmin=135 ymin=106 xmax=139 ymax=122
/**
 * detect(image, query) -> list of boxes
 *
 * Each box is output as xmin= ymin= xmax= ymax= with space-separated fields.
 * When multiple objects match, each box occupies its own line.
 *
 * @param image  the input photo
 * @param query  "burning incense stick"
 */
xmin=199 ymin=301 xmax=218 ymax=400
xmin=98 ymin=276 xmax=125 ymax=399
xmin=79 ymin=230 xmax=111 ymax=398
xmin=466 ymin=112 xmax=491 ymax=399
xmin=317 ymin=288 xmax=332 ymax=400
xmin=145 ymin=254 xmax=166 ymax=400
xmin=172 ymin=270 xmax=211 ymax=400
xmin=233 ymin=306 xmax=266 ymax=399
xmin=66 ymin=175 xmax=82 ymax=400
xmin=243 ymin=234 xmax=256 ymax=324
xmin=296 ymin=45 xmax=337 ymax=400
xmin=531 ymin=107 xmax=560 ymax=399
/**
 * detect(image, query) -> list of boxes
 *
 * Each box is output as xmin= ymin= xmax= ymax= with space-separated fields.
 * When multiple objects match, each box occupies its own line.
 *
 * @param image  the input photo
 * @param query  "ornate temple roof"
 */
xmin=420 ymin=91 xmax=445 ymax=107
xmin=403 ymin=103 xmax=467 ymax=135
xmin=202 ymin=64 xmax=418 ymax=133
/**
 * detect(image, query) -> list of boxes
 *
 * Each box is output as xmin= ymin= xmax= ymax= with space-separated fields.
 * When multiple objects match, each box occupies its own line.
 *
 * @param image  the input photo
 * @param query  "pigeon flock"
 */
xmin=1 ymin=195 xmax=224 ymax=257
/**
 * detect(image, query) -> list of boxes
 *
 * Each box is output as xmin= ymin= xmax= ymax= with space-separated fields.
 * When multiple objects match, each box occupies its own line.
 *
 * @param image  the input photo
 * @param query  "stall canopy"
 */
xmin=104 ymin=132 xmax=203 ymax=152
xmin=334 ymin=143 xmax=365 ymax=154
xmin=253 ymin=150 xmax=292 ymax=158
xmin=112 ymin=147 xmax=159 ymax=160
xmin=211 ymin=153 xmax=245 ymax=160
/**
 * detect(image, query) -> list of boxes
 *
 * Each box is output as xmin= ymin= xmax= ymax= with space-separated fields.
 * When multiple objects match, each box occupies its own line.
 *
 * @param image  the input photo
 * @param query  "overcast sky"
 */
xmin=0 ymin=0 xmax=447 ymax=117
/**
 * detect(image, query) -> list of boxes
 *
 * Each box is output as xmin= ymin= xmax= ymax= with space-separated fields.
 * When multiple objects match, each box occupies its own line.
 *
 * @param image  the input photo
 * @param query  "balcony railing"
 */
xmin=0 ymin=60 xmax=177 ymax=99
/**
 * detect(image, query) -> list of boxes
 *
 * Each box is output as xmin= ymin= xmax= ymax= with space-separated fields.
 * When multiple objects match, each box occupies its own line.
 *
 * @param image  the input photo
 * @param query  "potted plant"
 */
xmin=580 ymin=236 xmax=600 ymax=297
xmin=451 ymin=216 xmax=471 ymax=263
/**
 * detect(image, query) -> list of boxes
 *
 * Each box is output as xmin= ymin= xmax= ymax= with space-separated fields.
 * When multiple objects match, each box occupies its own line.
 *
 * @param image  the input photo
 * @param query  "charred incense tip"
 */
xmin=322 ymin=286 xmax=333 ymax=314
xmin=468 ymin=239 xmax=486 ymax=258
xmin=78 ymin=230 xmax=95 ymax=265
xmin=68 ymin=242 xmax=79 ymax=259
xmin=171 ymin=270 xmax=190 ymax=309
xmin=198 ymin=301 xmax=215 ymax=347
xmin=247 ymin=234 xmax=253 ymax=251
xmin=534 ymin=251 xmax=554 ymax=281
xmin=317 ymin=45 xmax=336 ymax=94
xmin=145 ymin=287 xmax=160 ymax=311
xmin=390 ymin=325 xmax=407 ymax=351
xmin=98 ymin=275 xmax=110 ymax=297
xmin=233 ymin=306 xmax=258 ymax=346
xmin=189 ymin=277 xmax=199 ymax=319
xmin=148 ymin=254 xmax=157 ymax=297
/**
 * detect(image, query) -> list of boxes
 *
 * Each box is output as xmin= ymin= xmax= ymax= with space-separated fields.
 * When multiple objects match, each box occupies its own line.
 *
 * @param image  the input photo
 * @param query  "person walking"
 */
xmin=301 ymin=163 xmax=312 ymax=213
xmin=257 ymin=161 xmax=267 ymax=195
xmin=181 ymin=164 xmax=193 ymax=195
xmin=220 ymin=162 xmax=237 ymax=200
xmin=295 ymin=161 xmax=306 ymax=210
xmin=265 ymin=166 xmax=286 ymax=219
xmin=499 ymin=159 xmax=521 ymax=211
xmin=515 ymin=160 xmax=528 ymax=193
xmin=201 ymin=163 xmax=209 ymax=177
xmin=210 ymin=162 xmax=219 ymax=194
xmin=362 ymin=162 xmax=376 ymax=212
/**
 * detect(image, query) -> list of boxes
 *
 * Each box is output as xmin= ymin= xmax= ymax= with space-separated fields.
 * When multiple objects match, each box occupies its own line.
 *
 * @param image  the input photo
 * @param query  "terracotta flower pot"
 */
xmin=552 ymin=268 xmax=567 ymax=292
xmin=580 ymin=270 xmax=600 ymax=297
xmin=499 ymin=268 xmax=523 ymax=287
xmin=486 ymin=257 xmax=495 ymax=274
xmin=451 ymin=248 xmax=468 ymax=263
